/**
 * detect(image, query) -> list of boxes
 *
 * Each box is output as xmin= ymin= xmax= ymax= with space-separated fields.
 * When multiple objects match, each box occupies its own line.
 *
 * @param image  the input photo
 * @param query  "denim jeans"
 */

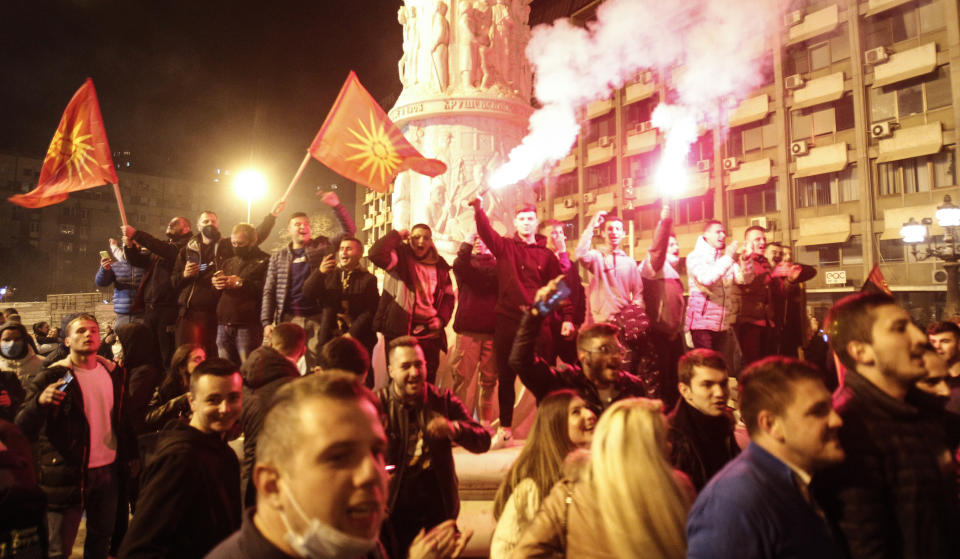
xmin=216 ymin=323 xmax=261 ymax=366
xmin=47 ymin=462 xmax=119 ymax=559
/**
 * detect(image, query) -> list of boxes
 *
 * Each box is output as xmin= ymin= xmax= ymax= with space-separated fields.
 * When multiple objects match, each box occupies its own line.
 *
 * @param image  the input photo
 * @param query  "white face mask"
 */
xmin=280 ymin=483 xmax=378 ymax=559
xmin=111 ymin=244 xmax=126 ymax=263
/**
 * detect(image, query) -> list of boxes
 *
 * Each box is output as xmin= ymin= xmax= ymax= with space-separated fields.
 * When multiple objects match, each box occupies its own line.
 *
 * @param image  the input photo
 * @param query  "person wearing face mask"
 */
xmin=510 ymin=277 xmax=647 ymax=419
xmin=171 ymin=211 xmax=237 ymax=358
xmin=0 ymin=320 xmax=44 ymax=385
xmin=95 ymin=237 xmax=146 ymax=328
xmin=302 ymin=236 xmax=380 ymax=387
xmin=214 ymin=224 xmax=270 ymax=366
xmin=490 ymin=390 xmax=596 ymax=559
xmin=123 ymin=216 xmax=195 ymax=366
xmin=207 ymin=372 xmax=471 ymax=559
xmin=641 ymin=205 xmax=686 ymax=409
xmin=118 ymin=358 xmax=243 ymax=559
xmin=369 ymin=225 xmax=454 ymax=387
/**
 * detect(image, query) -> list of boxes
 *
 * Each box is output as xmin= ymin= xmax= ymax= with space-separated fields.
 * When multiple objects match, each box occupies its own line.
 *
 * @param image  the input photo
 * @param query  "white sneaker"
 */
xmin=490 ymin=427 xmax=513 ymax=450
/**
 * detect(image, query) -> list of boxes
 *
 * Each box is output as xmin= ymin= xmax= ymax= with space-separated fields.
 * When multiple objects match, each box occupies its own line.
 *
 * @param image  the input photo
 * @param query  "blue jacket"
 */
xmin=687 ymin=442 xmax=843 ymax=559
xmin=95 ymin=259 xmax=144 ymax=316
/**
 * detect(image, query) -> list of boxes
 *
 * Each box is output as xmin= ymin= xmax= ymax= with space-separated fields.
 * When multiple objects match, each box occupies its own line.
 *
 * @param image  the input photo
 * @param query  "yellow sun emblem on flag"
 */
xmin=345 ymin=112 xmax=402 ymax=186
xmin=46 ymin=120 xmax=97 ymax=180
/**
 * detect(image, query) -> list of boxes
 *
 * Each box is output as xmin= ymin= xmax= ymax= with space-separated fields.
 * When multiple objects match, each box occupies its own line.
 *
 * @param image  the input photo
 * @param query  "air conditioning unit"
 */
xmin=639 ymin=120 xmax=654 ymax=133
xmin=722 ymin=157 xmax=740 ymax=171
xmin=864 ymin=47 xmax=889 ymax=66
xmin=784 ymin=10 xmax=804 ymax=26
xmin=785 ymin=74 xmax=805 ymax=90
xmin=623 ymin=186 xmax=636 ymax=200
xmin=563 ymin=198 xmax=577 ymax=208
xmin=933 ymin=268 xmax=949 ymax=283
xmin=750 ymin=217 xmax=768 ymax=230
xmin=583 ymin=192 xmax=597 ymax=204
xmin=696 ymin=159 xmax=711 ymax=172
xmin=791 ymin=140 xmax=809 ymax=156
xmin=642 ymin=70 xmax=655 ymax=84
xmin=598 ymin=135 xmax=612 ymax=147
xmin=871 ymin=121 xmax=896 ymax=139
xmin=622 ymin=177 xmax=634 ymax=188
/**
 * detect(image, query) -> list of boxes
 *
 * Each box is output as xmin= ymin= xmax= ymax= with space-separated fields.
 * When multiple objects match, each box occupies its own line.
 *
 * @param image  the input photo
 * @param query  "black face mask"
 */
xmin=201 ymin=225 xmax=221 ymax=241
xmin=234 ymin=245 xmax=253 ymax=258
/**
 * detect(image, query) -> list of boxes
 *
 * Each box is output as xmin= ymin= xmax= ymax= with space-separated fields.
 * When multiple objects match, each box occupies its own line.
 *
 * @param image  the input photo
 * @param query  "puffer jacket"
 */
xmin=15 ymin=356 xmax=133 ymax=510
xmin=0 ymin=321 xmax=44 ymax=385
xmin=95 ymin=257 xmax=145 ymax=316
xmin=685 ymin=236 xmax=751 ymax=332
xmin=171 ymin=235 xmax=233 ymax=313
xmin=737 ymin=253 xmax=775 ymax=327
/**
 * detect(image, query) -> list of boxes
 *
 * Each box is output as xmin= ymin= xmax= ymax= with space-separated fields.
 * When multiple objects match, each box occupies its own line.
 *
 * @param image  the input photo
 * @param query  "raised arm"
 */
xmin=575 ymin=211 xmax=606 ymax=262
xmin=470 ymin=200 xmax=506 ymax=256
xmin=642 ymin=207 xmax=673 ymax=278
xmin=369 ymin=229 xmax=403 ymax=272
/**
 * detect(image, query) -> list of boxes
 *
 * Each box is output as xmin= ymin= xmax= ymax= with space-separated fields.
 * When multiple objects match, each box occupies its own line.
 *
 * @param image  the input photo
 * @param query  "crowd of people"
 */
xmin=0 ymin=191 xmax=958 ymax=559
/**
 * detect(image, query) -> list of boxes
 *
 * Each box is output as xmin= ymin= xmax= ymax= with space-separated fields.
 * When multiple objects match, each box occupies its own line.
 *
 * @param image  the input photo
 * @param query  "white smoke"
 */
xmin=488 ymin=0 xmax=783 ymax=193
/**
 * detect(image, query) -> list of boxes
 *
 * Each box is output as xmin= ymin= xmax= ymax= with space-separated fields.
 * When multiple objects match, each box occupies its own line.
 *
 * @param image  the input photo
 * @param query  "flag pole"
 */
xmin=112 ymin=182 xmax=129 ymax=227
xmin=280 ymin=152 xmax=312 ymax=203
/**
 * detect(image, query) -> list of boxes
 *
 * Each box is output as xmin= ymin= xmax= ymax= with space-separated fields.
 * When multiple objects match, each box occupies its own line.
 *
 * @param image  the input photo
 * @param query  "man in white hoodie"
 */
xmin=685 ymin=220 xmax=752 ymax=375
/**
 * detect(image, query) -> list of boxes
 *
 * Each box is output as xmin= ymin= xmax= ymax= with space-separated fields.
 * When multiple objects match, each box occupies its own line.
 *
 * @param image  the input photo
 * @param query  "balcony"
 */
xmin=792 ymin=72 xmax=845 ymax=111
xmin=876 ymin=122 xmax=943 ymax=164
xmin=787 ymin=4 xmax=839 ymax=45
xmin=872 ymin=42 xmax=938 ymax=89
xmin=728 ymin=94 xmax=770 ymax=128
xmin=794 ymin=142 xmax=849 ymax=178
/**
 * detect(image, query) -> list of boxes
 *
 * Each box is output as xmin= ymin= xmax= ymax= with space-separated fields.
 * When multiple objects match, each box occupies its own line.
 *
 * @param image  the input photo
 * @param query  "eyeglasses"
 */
xmin=581 ymin=344 xmax=626 ymax=357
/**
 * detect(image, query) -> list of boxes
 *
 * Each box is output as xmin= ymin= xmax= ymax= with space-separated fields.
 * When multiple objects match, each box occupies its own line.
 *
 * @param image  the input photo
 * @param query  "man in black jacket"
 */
xmin=450 ymin=235 xmax=499 ymax=428
xmin=667 ymin=349 xmax=739 ymax=491
xmin=119 ymin=357 xmax=242 ymax=559
xmin=123 ymin=216 xmax=192 ymax=366
xmin=470 ymin=199 xmax=566 ymax=448
xmin=238 ymin=322 xmax=305 ymax=507
xmin=303 ymin=235 xmax=379 ymax=386
xmin=377 ymin=337 xmax=490 ymax=559
xmin=16 ymin=314 xmax=134 ymax=559
xmin=214 ymin=224 xmax=270 ymax=366
xmin=509 ymin=277 xmax=646 ymax=418
xmin=816 ymin=292 xmax=960 ymax=558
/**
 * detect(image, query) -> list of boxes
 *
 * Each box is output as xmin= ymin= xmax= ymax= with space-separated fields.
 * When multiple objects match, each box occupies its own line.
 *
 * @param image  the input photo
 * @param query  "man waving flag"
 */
xmin=308 ymin=71 xmax=446 ymax=193
xmin=9 ymin=78 xmax=118 ymax=208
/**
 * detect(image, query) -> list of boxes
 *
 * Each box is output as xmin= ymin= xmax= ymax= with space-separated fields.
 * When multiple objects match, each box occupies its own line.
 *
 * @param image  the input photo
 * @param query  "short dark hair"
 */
xmin=388 ymin=335 xmax=420 ymax=355
xmin=927 ymin=320 xmax=960 ymax=338
xmin=677 ymin=349 xmax=728 ymax=385
xmin=539 ymin=219 xmax=563 ymax=234
xmin=411 ymin=223 xmax=432 ymax=235
xmin=766 ymin=241 xmax=783 ymax=249
xmin=256 ymin=372 xmax=380 ymax=464
xmin=603 ymin=215 xmax=623 ymax=227
xmin=703 ymin=219 xmax=723 ymax=232
xmin=318 ymin=336 xmax=370 ymax=377
xmin=189 ymin=357 xmax=239 ymax=392
xmin=514 ymin=203 xmax=538 ymax=215
xmin=199 ymin=210 xmax=217 ymax=218
xmin=289 ymin=211 xmax=309 ymax=222
xmin=2 ymin=308 xmax=19 ymax=318
xmin=744 ymin=225 xmax=766 ymax=237
xmin=270 ymin=323 xmax=306 ymax=357
xmin=739 ymin=356 xmax=825 ymax=436
xmin=66 ymin=313 xmax=98 ymax=335
xmin=339 ymin=236 xmax=363 ymax=251
xmin=577 ymin=322 xmax=620 ymax=350
xmin=825 ymin=292 xmax=897 ymax=370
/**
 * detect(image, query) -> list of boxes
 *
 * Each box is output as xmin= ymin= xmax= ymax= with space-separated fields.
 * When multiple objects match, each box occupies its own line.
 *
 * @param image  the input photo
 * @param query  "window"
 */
xmin=734 ymin=120 xmax=777 ymax=156
xmin=673 ymin=194 xmax=714 ymax=226
xmin=801 ymin=240 xmax=861 ymax=267
xmin=625 ymin=95 xmax=658 ymax=129
xmin=585 ymin=113 xmax=615 ymax=143
xmin=626 ymin=151 xmax=658 ymax=182
xmin=810 ymin=42 xmax=831 ymax=71
xmin=796 ymin=167 xmax=859 ymax=207
xmin=60 ymin=224 xmax=75 ymax=235
xmin=59 ymin=242 xmax=74 ymax=253
xmin=870 ymin=66 xmax=952 ymax=122
xmin=637 ymin=204 xmax=661 ymax=231
xmin=807 ymin=245 xmax=840 ymax=266
xmin=876 ymin=234 xmax=905 ymax=262
xmin=791 ymin=106 xmax=836 ymax=140
xmin=835 ymin=96 xmax=856 ymax=130
xmin=841 ymin=236 xmax=863 ymax=265
xmin=555 ymin=172 xmax=577 ymax=197
xmin=877 ymin=152 xmax=952 ymax=195
xmin=687 ymin=132 xmax=714 ymax=166
xmin=730 ymin=184 xmax=778 ymax=217
xmin=586 ymin=161 xmax=614 ymax=189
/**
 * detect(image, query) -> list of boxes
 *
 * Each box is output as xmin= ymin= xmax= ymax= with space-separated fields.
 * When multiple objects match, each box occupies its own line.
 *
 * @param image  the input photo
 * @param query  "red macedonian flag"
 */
xmin=9 ymin=78 xmax=118 ymax=208
xmin=309 ymin=71 xmax=446 ymax=193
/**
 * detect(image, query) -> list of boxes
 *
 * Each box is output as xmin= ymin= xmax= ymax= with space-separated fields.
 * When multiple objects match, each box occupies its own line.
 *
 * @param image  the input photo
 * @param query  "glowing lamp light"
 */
xmin=234 ymin=170 xmax=267 ymax=202
xmin=936 ymin=195 xmax=960 ymax=228
xmin=900 ymin=218 xmax=927 ymax=244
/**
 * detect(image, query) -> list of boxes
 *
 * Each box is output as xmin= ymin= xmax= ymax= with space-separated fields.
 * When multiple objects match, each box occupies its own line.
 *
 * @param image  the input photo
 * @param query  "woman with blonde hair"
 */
xmin=490 ymin=390 xmax=596 ymax=559
xmin=512 ymin=398 xmax=691 ymax=559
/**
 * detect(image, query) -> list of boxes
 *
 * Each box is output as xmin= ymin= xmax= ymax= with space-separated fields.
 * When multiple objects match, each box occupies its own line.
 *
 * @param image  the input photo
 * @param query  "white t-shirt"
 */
xmin=74 ymin=362 xmax=117 ymax=468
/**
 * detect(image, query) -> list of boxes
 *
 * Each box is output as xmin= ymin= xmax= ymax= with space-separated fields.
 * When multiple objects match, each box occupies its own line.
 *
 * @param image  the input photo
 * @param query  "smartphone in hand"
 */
xmin=533 ymin=279 xmax=572 ymax=316
xmin=58 ymin=371 xmax=75 ymax=392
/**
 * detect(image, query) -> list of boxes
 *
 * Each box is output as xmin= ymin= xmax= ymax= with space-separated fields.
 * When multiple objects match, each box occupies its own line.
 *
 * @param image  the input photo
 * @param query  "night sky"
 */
xmin=1 ymin=0 xmax=407 ymax=192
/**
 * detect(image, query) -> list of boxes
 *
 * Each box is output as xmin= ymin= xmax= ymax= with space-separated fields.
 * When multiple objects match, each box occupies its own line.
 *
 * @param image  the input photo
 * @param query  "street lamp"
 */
xmin=901 ymin=194 xmax=960 ymax=316
xmin=233 ymin=170 xmax=267 ymax=222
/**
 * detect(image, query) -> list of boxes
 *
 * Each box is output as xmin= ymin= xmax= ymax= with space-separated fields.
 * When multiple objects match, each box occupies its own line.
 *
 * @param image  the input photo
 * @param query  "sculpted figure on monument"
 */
xmin=458 ymin=3 xmax=480 ymax=88
xmin=426 ymin=178 xmax=450 ymax=235
xmin=474 ymin=0 xmax=496 ymax=89
xmin=491 ymin=0 xmax=514 ymax=87
xmin=431 ymin=1 xmax=451 ymax=92
xmin=398 ymin=5 xmax=421 ymax=86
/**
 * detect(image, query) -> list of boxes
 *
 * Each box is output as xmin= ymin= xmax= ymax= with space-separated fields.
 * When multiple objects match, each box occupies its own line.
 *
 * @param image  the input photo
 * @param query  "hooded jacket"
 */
xmin=474 ymin=206 xmax=567 ymax=322
xmin=15 ymin=355 xmax=132 ymax=510
xmin=238 ymin=345 xmax=299 ymax=507
xmin=95 ymin=250 xmax=145 ymax=316
xmin=451 ymin=241 xmax=498 ymax=334
xmin=685 ymin=235 xmax=752 ymax=332
xmin=118 ymin=421 xmax=242 ymax=559
xmin=0 ymin=321 xmax=44 ymax=384
xmin=369 ymin=230 xmax=454 ymax=350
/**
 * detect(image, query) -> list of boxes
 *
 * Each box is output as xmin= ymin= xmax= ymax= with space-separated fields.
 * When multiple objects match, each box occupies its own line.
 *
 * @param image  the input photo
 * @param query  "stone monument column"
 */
xmin=389 ymin=0 xmax=534 ymax=258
